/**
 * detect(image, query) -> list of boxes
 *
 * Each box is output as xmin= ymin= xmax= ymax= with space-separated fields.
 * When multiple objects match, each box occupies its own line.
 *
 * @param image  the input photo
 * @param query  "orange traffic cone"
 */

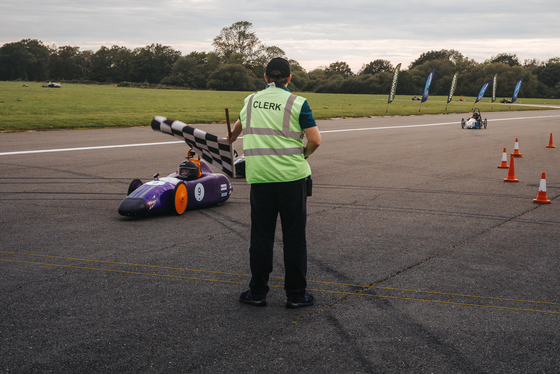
xmin=497 ymin=148 xmax=509 ymax=168
xmin=504 ymin=155 xmax=519 ymax=182
xmin=546 ymin=133 xmax=555 ymax=148
xmin=511 ymin=138 xmax=522 ymax=157
xmin=533 ymin=172 xmax=551 ymax=203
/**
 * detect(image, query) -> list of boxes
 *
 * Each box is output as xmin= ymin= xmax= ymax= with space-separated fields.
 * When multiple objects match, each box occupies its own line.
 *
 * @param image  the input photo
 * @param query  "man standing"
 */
xmin=228 ymin=57 xmax=321 ymax=308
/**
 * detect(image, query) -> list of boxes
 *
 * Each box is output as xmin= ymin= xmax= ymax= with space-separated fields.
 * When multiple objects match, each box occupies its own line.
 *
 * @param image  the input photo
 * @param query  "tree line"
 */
xmin=1 ymin=21 xmax=559 ymax=99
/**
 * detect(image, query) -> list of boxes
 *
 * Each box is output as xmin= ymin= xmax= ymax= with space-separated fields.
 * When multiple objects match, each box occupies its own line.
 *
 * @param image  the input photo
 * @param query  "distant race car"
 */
xmin=461 ymin=108 xmax=487 ymax=129
xmin=42 ymin=82 xmax=61 ymax=88
xmin=118 ymin=149 xmax=232 ymax=217
xmin=500 ymin=99 xmax=512 ymax=104
xmin=412 ymin=96 xmax=421 ymax=101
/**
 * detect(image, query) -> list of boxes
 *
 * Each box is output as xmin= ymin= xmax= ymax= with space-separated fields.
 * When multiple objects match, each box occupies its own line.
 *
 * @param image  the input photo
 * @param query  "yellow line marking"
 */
xmin=3 ymin=251 xmax=559 ymax=306
xmin=2 ymin=259 xmax=249 ymax=285
xmin=2 ymin=251 xmax=559 ymax=307
xmin=307 ymin=280 xmax=560 ymax=306
xmin=0 ymin=250 xmax=252 ymax=277
xmin=305 ymin=288 xmax=560 ymax=315
xmin=2 ymin=258 xmax=559 ymax=316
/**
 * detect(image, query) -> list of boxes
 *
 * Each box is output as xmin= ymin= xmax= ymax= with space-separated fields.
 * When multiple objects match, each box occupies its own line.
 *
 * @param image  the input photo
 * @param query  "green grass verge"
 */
xmin=1 ymin=81 xmax=558 ymax=132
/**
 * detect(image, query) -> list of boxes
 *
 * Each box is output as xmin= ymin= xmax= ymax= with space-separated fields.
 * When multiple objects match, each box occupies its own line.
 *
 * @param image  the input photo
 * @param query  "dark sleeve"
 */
xmin=299 ymin=100 xmax=317 ymax=129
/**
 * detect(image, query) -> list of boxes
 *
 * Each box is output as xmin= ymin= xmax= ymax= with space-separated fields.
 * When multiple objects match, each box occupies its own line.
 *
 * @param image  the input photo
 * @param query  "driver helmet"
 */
xmin=178 ymin=160 xmax=199 ymax=180
xmin=472 ymin=112 xmax=479 ymax=120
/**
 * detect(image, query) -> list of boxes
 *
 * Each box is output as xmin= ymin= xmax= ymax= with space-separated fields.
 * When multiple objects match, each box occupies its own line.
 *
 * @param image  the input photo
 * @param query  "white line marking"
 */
xmin=0 ymin=141 xmax=183 ymax=156
xmin=321 ymin=122 xmax=456 ymax=133
xmin=321 ymin=114 xmax=560 ymax=134
xmin=2 ymin=114 xmax=559 ymax=156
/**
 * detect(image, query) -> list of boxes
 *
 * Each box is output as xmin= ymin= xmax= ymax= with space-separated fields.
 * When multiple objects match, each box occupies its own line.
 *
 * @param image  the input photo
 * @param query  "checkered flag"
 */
xmin=151 ymin=116 xmax=236 ymax=178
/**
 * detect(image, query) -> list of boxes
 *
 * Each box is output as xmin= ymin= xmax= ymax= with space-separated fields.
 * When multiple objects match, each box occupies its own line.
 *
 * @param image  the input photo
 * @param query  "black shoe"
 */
xmin=286 ymin=293 xmax=315 ymax=309
xmin=239 ymin=289 xmax=267 ymax=306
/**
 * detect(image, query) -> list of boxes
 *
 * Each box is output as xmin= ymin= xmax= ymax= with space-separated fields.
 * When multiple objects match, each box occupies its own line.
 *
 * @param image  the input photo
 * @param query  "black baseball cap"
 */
xmin=266 ymin=57 xmax=290 ymax=78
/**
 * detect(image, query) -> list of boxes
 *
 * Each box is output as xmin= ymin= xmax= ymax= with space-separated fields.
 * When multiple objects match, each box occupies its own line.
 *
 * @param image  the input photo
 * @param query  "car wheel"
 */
xmin=461 ymin=119 xmax=465 ymax=129
xmin=484 ymin=119 xmax=487 ymax=129
xmin=173 ymin=182 xmax=188 ymax=215
xmin=127 ymin=179 xmax=143 ymax=195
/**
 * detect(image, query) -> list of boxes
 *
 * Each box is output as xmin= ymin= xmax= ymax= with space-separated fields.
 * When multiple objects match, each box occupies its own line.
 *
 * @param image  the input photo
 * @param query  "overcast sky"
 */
xmin=2 ymin=0 xmax=559 ymax=72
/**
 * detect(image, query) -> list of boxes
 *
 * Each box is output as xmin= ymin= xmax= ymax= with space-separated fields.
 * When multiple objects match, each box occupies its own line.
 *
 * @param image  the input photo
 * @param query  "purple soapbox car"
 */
xmin=118 ymin=149 xmax=232 ymax=217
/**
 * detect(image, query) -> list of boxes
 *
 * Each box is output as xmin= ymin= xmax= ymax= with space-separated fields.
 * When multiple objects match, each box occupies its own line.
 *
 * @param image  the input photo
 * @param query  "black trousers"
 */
xmin=249 ymin=178 xmax=308 ymax=301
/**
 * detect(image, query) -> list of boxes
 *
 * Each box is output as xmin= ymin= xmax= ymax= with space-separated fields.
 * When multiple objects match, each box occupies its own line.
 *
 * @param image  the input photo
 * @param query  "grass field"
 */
xmin=1 ymin=81 xmax=558 ymax=132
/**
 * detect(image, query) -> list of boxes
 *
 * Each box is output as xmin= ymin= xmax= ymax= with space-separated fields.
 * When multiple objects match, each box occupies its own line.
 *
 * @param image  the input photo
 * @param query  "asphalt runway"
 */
xmin=1 ymin=109 xmax=560 ymax=373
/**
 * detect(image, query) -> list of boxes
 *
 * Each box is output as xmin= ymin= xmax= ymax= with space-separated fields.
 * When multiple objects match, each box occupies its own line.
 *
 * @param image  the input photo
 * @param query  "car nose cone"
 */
xmin=118 ymin=198 xmax=149 ymax=216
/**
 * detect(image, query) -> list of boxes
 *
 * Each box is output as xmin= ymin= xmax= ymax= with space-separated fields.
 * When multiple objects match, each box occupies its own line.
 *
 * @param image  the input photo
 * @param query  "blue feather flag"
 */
xmin=475 ymin=80 xmax=491 ymax=104
xmin=512 ymin=77 xmax=524 ymax=103
xmin=421 ymin=68 xmax=436 ymax=103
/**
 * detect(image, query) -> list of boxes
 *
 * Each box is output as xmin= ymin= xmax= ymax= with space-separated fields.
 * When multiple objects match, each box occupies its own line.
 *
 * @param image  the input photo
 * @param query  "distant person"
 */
xmin=465 ymin=111 xmax=480 ymax=128
xmin=228 ymin=57 xmax=321 ymax=308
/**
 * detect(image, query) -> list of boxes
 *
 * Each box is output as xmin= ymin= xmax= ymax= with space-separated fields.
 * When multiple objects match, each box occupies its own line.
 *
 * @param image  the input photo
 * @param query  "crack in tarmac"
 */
xmin=2 ymin=269 xmax=69 ymax=293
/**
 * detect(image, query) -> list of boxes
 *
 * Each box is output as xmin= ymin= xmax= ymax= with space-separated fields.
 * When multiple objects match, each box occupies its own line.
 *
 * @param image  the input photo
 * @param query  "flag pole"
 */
xmin=225 ymin=107 xmax=236 ymax=178
xmin=225 ymin=107 xmax=232 ymax=139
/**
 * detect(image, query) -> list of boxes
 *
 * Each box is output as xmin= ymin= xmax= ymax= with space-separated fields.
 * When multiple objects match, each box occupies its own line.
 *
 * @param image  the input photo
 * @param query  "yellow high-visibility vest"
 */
xmin=240 ymin=85 xmax=311 ymax=184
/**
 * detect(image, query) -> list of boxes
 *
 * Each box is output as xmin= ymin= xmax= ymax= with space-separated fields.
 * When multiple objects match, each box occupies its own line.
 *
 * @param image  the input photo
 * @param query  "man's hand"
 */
xmin=228 ymin=119 xmax=243 ymax=144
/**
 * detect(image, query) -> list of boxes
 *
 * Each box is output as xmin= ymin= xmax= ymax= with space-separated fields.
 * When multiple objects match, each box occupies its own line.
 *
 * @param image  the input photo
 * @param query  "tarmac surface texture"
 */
xmin=1 ymin=110 xmax=560 ymax=373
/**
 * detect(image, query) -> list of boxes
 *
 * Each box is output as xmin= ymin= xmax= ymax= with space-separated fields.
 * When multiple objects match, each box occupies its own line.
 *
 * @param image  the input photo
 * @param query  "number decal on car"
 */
xmin=195 ymin=183 xmax=205 ymax=202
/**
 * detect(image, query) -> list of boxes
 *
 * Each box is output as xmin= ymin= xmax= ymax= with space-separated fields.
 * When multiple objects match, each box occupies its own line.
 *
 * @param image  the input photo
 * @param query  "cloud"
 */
xmin=1 ymin=0 xmax=559 ymax=71
xmin=278 ymin=38 xmax=560 ymax=72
